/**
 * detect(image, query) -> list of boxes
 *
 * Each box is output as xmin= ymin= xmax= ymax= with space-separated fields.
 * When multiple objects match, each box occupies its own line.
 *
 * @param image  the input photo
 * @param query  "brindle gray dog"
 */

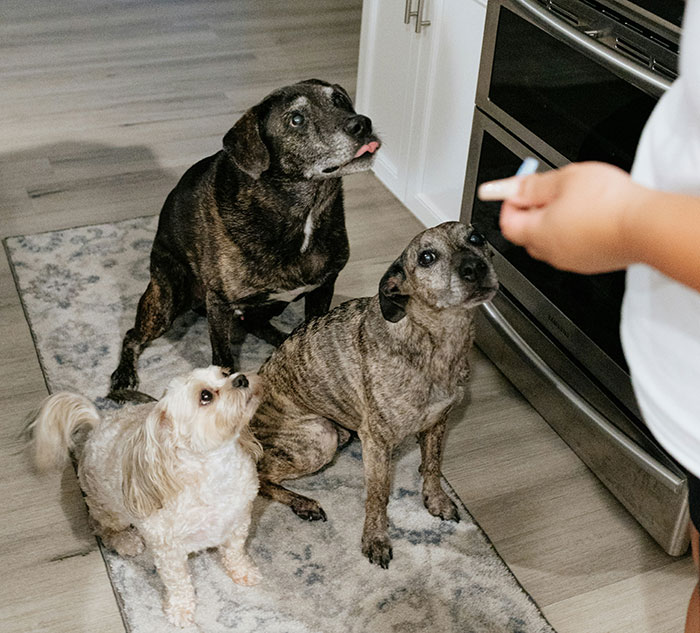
xmin=109 ymin=79 xmax=380 ymax=402
xmin=251 ymin=222 xmax=498 ymax=568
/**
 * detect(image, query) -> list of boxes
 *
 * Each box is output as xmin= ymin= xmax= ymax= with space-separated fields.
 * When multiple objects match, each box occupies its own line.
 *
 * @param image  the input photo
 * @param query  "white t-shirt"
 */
xmin=621 ymin=0 xmax=700 ymax=477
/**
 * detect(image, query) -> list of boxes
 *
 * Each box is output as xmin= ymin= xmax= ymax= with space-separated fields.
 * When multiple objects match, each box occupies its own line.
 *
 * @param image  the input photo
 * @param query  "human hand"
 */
xmin=480 ymin=162 xmax=646 ymax=274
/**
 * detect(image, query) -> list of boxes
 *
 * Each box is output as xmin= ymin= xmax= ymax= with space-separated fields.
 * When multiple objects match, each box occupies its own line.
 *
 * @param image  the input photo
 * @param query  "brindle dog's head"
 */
xmin=378 ymin=222 xmax=499 ymax=323
xmin=223 ymin=79 xmax=380 ymax=180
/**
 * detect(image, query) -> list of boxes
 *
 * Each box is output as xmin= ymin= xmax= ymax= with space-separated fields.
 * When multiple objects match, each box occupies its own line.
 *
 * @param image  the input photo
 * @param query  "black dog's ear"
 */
xmin=378 ymin=259 xmax=409 ymax=323
xmin=223 ymin=109 xmax=270 ymax=180
xmin=299 ymin=78 xmax=331 ymax=87
xmin=332 ymin=83 xmax=351 ymax=101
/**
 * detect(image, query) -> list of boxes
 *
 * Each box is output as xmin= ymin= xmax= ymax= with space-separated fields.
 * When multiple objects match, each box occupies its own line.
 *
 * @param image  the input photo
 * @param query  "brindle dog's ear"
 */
xmin=379 ymin=258 xmax=409 ymax=323
xmin=223 ymin=109 xmax=270 ymax=180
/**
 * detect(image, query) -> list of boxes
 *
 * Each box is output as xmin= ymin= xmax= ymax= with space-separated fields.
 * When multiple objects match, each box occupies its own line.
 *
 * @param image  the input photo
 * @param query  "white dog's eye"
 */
xmin=200 ymin=389 xmax=215 ymax=405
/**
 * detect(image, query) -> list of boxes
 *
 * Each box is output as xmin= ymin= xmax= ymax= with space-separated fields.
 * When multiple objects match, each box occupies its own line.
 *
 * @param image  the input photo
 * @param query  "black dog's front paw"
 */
xmin=107 ymin=388 xmax=157 ymax=404
xmin=110 ymin=364 xmax=139 ymax=393
xmin=362 ymin=533 xmax=393 ymax=569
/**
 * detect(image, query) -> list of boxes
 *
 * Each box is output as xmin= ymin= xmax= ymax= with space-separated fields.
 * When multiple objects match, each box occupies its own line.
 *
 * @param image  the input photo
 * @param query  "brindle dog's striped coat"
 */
xmin=252 ymin=222 xmax=498 ymax=568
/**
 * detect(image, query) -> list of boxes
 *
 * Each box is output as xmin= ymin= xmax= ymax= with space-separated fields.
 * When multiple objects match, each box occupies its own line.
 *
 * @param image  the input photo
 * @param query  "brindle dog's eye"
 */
xmin=200 ymin=389 xmax=214 ymax=405
xmin=290 ymin=112 xmax=305 ymax=127
xmin=468 ymin=231 xmax=485 ymax=247
xmin=418 ymin=250 xmax=438 ymax=267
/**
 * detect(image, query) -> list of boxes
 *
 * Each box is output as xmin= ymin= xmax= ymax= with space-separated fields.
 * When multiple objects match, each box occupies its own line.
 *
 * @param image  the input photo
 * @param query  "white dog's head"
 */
xmin=122 ymin=366 xmax=263 ymax=518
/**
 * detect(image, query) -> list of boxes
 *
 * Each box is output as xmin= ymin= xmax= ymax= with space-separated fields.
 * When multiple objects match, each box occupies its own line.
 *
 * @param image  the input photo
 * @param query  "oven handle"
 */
xmin=510 ymin=0 xmax=672 ymax=97
xmin=480 ymin=301 xmax=686 ymax=493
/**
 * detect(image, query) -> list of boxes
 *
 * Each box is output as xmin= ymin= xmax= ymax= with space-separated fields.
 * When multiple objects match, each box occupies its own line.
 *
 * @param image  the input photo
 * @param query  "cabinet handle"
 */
xmin=414 ymin=0 xmax=431 ymax=33
xmin=404 ymin=0 xmax=417 ymax=24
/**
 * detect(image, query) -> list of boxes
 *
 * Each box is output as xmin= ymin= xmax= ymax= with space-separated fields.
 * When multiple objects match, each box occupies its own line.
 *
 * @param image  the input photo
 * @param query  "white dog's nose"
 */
xmin=232 ymin=374 xmax=249 ymax=389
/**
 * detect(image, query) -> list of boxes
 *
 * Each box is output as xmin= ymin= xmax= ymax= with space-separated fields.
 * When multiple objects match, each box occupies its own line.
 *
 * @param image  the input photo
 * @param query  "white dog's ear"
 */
xmin=121 ymin=403 xmax=181 ymax=518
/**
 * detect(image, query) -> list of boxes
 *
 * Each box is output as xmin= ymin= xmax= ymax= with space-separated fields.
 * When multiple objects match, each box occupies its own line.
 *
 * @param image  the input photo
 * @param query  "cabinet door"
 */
xmin=405 ymin=0 xmax=487 ymax=226
xmin=356 ymin=0 xmax=419 ymax=201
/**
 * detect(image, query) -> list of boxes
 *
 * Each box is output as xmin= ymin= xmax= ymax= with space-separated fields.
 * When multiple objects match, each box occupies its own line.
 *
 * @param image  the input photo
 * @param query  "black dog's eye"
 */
xmin=468 ymin=231 xmax=485 ymax=247
xmin=200 ymin=389 xmax=215 ymax=405
xmin=290 ymin=112 xmax=305 ymax=127
xmin=418 ymin=250 xmax=438 ymax=267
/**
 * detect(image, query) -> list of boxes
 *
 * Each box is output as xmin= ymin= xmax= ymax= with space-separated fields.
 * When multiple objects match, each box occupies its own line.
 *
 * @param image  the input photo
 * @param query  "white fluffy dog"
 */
xmin=28 ymin=366 xmax=264 ymax=627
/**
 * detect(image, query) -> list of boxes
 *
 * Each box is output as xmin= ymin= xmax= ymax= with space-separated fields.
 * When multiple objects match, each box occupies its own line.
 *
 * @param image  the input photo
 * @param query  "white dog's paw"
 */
xmin=227 ymin=559 xmax=262 ymax=586
xmin=164 ymin=597 xmax=195 ymax=628
xmin=109 ymin=528 xmax=145 ymax=557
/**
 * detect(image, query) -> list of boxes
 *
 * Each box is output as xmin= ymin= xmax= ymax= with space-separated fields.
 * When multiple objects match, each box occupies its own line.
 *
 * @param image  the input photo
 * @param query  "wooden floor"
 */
xmin=0 ymin=1 xmax=694 ymax=631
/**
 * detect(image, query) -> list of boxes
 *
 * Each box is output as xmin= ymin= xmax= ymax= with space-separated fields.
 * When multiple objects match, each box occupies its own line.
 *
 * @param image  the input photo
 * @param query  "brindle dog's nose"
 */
xmin=458 ymin=252 xmax=488 ymax=283
xmin=344 ymin=114 xmax=371 ymax=138
xmin=232 ymin=374 xmax=249 ymax=389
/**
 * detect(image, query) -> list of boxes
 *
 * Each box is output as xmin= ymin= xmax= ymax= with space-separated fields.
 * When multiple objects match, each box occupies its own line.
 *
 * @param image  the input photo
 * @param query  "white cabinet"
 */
xmin=356 ymin=0 xmax=487 ymax=226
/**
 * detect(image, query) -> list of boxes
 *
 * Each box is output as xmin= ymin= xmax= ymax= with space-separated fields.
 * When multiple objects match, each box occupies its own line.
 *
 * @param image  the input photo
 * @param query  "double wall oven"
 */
xmin=461 ymin=0 xmax=687 ymax=554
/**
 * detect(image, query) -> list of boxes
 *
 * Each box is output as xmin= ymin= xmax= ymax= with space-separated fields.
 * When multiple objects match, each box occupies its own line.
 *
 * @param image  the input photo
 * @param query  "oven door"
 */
xmin=459 ymin=0 xmax=688 ymax=556
xmin=463 ymin=110 xmax=644 ymax=423
xmin=476 ymin=0 xmax=672 ymax=171
xmin=462 ymin=0 xmax=678 ymax=422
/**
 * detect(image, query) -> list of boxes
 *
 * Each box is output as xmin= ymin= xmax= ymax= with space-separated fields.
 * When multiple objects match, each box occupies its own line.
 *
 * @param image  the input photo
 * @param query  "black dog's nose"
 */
xmin=459 ymin=253 xmax=488 ymax=283
xmin=232 ymin=374 xmax=249 ymax=389
xmin=344 ymin=114 xmax=371 ymax=138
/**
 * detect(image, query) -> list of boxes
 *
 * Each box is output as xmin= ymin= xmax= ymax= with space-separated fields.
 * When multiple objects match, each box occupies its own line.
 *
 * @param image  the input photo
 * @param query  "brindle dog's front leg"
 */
xmin=418 ymin=415 xmax=459 ymax=522
xmin=359 ymin=429 xmax=394 ymax=569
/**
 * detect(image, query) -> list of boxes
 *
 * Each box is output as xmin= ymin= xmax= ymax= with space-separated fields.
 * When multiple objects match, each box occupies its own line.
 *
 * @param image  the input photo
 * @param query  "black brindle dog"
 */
xmin=109 ymin=79 xmax=380 ymax=402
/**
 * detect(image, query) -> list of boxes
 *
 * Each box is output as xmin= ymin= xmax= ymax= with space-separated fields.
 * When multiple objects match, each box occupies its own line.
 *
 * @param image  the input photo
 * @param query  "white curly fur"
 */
xmin=27 ymin=366 xmax=264 ymax=627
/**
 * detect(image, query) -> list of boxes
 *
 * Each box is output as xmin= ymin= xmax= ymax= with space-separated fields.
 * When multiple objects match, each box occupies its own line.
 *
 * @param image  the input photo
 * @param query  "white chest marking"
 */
xmin=300 ymin=211 xmax=314 ymax=253
xmin=268 ymin=283 xmax=320 ymax=303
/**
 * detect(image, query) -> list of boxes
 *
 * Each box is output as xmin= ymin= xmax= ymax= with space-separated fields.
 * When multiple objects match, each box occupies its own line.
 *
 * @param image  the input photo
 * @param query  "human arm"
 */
xmin=479 ymin=161 xmax=700 ymax=293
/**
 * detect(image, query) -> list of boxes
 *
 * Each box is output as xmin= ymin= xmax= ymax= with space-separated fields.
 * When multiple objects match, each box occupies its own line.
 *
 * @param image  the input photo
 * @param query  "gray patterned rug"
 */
xmin=5 ymin=217 xmax=555 ymax=633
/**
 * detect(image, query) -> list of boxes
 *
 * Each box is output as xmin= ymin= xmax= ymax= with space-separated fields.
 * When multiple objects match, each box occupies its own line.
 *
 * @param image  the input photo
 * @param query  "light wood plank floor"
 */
xmin=0 ymin=1 xmax=694 ymax=631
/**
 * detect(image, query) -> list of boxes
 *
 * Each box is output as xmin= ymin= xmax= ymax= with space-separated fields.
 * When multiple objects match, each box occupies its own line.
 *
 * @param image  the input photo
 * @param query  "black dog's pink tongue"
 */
xmin=354 ymin=141 xmax=380 ymax=158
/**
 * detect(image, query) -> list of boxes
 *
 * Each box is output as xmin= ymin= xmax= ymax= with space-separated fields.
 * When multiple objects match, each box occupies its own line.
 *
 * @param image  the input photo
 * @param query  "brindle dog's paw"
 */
xmin=291 ymin=498 xmax=327 ymax=522
xmin=423 ymin=491 xmax=460 ymax=522
xmin=362 ymin=533 xmax=393 ymax=569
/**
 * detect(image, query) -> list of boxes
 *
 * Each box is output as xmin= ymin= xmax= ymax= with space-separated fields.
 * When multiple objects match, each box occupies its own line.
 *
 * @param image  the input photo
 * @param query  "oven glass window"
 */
xmin=471 ymin=131 xmax=627 ymax=370
xmin=489 ymin=7 xmax=657 ymax=170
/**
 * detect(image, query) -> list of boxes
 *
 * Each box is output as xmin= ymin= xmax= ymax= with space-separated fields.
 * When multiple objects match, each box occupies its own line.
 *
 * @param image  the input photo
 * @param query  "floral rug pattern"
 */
xmin=5 ymin=217 xmax=555 ymax=633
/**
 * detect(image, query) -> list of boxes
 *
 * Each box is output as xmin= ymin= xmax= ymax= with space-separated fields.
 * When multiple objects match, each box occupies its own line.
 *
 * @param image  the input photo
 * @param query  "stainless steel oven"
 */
xmin=460 ymin=0 xmax=688 ymax=554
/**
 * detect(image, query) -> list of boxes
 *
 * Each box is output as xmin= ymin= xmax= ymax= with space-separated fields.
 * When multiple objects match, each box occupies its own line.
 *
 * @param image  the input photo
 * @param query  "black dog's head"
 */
xmin=223 ymin=79 xmax=381 ymax=181
xmin=378 ymin=222 xmax=499 ymax=323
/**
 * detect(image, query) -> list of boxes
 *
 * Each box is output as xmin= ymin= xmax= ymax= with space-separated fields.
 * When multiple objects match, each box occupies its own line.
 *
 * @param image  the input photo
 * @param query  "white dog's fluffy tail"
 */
xmin=28 ymin=393 xmax=100 ymax=472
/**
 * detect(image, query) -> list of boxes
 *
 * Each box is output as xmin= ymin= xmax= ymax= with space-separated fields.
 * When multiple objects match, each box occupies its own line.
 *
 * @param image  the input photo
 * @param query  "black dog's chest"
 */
xmin=202 ymin=226 xmax=347 ymax=308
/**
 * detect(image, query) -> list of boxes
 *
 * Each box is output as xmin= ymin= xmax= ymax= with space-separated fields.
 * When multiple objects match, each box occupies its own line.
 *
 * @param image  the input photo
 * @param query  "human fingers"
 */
xmin=478 ymin=170 xmax=564 ymax=210
xmin=477 ymin=176 xmax=523 ymax=201
xmin=499 ymin=201 xmax=543 ymax=246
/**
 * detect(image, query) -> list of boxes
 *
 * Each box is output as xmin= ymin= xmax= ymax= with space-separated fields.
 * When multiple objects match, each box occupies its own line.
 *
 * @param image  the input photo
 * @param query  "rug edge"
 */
xmin=3 ymin=237 xmax=53 ymax=395
xmin=442 ymin=473 xmax=556 ymax=631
